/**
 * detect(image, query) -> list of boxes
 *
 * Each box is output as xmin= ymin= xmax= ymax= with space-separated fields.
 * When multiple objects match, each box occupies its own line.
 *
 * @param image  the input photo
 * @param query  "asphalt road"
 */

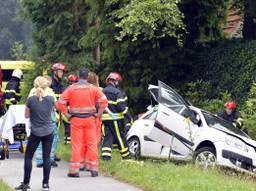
xmin=0 ymin=152 xmax=142 ymax=191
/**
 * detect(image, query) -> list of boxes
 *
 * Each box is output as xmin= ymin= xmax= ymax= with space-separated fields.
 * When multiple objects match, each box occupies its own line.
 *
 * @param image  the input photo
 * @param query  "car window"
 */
xmin=203 ymin=111 xmax=249 ymax=138
xmin=143 ymin=110 xmax=158 ymax=120
xmin=158 ymin=81 xmax=197 ymax=122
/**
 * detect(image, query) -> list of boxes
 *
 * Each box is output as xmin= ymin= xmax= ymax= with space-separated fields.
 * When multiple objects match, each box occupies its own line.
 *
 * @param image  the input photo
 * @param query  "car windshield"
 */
xmin=202 ymin=111 xmax=249 ymax=138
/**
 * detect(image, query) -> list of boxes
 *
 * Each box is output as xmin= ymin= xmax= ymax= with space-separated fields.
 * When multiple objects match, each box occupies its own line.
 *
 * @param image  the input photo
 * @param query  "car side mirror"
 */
xmin=191 ymin=114 xmax=201 ymax=126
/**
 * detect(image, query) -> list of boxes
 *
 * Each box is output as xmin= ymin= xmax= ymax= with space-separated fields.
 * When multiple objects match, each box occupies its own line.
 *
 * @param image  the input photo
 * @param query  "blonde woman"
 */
xmin=15 ymin=76 xmax=55 ymax=191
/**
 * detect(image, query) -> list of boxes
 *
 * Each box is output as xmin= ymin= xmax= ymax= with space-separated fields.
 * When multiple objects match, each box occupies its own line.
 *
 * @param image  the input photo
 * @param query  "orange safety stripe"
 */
xmin=69 ymin=162 xmax=80 ymax=173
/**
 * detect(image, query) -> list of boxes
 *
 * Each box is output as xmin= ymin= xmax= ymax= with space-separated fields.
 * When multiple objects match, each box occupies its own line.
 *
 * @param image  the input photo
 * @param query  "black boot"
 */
xmin=67 ymin=173 xmax=80 ymax=178
xmin=102 ymin=156 xmax=111 ymax=161
xmin=54 ymin=155 xmax=61 ymax=162
xmin=91 ymin=170 xmax=99 ymax=177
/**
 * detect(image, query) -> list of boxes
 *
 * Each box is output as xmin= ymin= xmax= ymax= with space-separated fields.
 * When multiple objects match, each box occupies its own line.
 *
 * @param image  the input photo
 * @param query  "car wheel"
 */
xmin=194 ymin=147 xmax=216 ymax=168
xmin=128 ymin=137 xmax=141 ymax=158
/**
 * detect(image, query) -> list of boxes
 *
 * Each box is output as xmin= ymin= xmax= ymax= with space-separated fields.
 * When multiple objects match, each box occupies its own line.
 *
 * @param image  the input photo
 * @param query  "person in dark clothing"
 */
xmin=4 ymin=69 xmax=23 ymax=110
xmin=101 ymin=72 xmax=131 ymax=160
xmin=217 ymin=101 xmax=246 ymax=133
xmin=50 ymin=63 xmax=66 ymax=161
xmin=15 ymin=76 xmax=55 ymax=191
xmin=50 ymin=63 xmax=66 ymax=99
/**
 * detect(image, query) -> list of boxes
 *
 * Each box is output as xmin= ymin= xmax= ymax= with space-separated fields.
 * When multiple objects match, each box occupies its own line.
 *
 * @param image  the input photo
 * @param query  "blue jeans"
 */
xmin=36 ymin=121 xmax=59 ymax=164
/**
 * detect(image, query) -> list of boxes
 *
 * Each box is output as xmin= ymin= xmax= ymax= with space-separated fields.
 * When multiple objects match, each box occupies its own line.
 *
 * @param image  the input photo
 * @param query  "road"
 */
xmin=0 ymin=152 xmax=142 ymax=191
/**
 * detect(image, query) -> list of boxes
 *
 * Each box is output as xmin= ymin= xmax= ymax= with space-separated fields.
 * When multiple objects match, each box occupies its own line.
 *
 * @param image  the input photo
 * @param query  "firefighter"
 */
xmin=68 ymin=74 xmax=78 ymax=84
xmin=217 ymin=101 xmax=247 ymax=133
xmin=56 ymin=68 xmax=108 ymax=177
xmin=51 ymin=63 xmax=66 ymax=99
xmin=4 ymin=69 xmax=23 ymax=110
xmin=62 ymin=74 xmax=79 ymax=144
xmin=101 ymin=72 xmax=131 ymax=161
xmin=50 ymin=63 xmax=66 ymax=161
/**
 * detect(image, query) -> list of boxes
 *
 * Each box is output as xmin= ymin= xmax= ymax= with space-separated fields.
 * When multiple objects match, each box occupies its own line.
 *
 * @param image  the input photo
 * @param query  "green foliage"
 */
xmin=182 ymin=80 xmax=231 ymax=113
xmin=242 ymin=83 xmax=256 ymax=116
xmin=113 ymin=0 xmax=185 ymax=44
xmin=0 ymin=180 xmax=13 ymax=191
xmin=194 ymin=39 xmax=256 ymax=104
xmin=11 ymin=42 xmax=27 ymax=60
xmin=21 ymin=0 xmax=234 ymax=114
xmin=180 ymin=0 xmax=232 ymax=45
xmin=0 ymin=0 xmax=31 ymax=59
xmin=240 ymin=83 xmax=256 ymax=139
xmin=21 ymin=0 xmax=91 ymax=68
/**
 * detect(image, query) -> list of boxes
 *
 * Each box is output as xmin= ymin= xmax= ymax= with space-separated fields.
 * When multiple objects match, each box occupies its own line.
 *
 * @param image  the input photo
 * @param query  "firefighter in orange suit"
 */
xmin=56 ymin=68 xmax=108 ymax=178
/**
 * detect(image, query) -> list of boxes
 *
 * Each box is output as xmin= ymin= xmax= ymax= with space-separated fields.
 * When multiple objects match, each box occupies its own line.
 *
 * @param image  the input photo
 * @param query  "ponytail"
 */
xmin=33 ymin=76 xmax=48 ymax=101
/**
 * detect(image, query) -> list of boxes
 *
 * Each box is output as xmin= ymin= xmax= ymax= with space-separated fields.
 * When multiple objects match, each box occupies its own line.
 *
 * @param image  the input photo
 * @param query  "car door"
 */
xmin=148 ymin=81 xmax=198 ymax=159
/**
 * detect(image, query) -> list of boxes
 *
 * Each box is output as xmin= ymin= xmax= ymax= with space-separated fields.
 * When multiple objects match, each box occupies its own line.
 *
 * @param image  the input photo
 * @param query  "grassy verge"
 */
xmin=57 ymin=131 xmax=256 ymax=191
xmin=0 ymin=179 xmax=14 ymax=191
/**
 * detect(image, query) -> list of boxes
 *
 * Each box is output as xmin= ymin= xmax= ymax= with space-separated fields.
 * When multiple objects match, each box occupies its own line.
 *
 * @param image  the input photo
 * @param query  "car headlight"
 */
xmin=225 ymin=135 xmax=248 ymax=152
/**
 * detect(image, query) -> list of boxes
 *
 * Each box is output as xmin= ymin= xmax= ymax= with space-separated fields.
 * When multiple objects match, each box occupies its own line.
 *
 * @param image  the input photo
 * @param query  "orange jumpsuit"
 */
xmin=56 ymin=80 xmax=108 ymax=174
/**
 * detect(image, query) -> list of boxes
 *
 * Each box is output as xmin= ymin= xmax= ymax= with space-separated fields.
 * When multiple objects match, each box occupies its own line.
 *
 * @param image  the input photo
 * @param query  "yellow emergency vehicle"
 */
xmin=0 ymin=61 xmax=35 ymax=90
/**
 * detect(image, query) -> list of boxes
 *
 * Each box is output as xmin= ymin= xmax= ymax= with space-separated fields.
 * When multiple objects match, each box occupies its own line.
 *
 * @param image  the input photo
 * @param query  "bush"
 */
xmin=193 ymin=39 xmax=256 ymax=104
xmin=182 ymin=80 xmax=231 ymax=113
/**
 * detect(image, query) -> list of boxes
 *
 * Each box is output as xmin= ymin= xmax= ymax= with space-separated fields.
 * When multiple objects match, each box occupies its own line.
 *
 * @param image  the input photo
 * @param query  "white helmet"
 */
xmin=12 ymin=69 xmax=23 ymax=79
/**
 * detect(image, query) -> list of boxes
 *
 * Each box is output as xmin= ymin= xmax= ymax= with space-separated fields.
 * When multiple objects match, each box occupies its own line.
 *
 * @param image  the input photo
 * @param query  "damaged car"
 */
xmin=127 ymin=81 xmax=256 ymax=173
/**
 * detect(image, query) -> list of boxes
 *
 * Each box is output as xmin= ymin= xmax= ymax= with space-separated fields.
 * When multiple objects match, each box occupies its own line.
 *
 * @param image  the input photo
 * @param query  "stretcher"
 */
xmin=0 ymin=105 xmax=30 ymax=159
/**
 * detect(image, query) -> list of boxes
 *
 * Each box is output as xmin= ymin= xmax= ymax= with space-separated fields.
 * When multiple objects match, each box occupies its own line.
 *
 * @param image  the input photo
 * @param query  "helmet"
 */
xmin=12 ymin=69 xmax=23 ymax=79
xmin=68 ymin=74 xmax=78 ymax=83
xmin=225 ymin=101 xmax=236 ymax=109
xmin=106 ymin=72 xmax=122 ymax=82
xmin=51 ymin=63 xmax=66 ymax=72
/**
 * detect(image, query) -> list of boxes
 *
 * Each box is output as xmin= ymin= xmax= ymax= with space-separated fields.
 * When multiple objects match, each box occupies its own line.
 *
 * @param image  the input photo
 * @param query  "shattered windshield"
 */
xmin=202 ymin=111 xmax=249 ymax=138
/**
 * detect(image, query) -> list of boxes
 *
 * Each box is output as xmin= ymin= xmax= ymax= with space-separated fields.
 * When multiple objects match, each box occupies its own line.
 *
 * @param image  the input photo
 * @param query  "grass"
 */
xmin=0 ymin=179 xmax=14 ymax=191
xmin=57 ymin=129 xmax=256 ymax=191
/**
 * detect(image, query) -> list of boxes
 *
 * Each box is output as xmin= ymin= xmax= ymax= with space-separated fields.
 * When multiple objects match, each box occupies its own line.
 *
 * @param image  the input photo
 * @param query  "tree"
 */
xmin=113 ymin=0 xmax=185 ymax=44
xmin=243 ymin=0 xmax=256 ymax=39
xmin=11 ymin=41 xmax=27 ymax=60
xmin=21 ymin=0 xmax=94 ymax=72
xmin=0 ymin=0 xmax=31 ymax=59
xmin=180 ymin=0 xmax=232 ymax=46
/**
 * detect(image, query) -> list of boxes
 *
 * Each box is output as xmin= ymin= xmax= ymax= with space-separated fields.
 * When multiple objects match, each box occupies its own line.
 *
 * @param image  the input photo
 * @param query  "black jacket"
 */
xmin=217 ymin=110 xmax=241 ymax=123
xmin=4 ymin=77 xmax=21 ymax=106
xmin=103 ymin=83 xmax=132 ymax=122
xmin=51 ymin=77 xmax=64 ymax=98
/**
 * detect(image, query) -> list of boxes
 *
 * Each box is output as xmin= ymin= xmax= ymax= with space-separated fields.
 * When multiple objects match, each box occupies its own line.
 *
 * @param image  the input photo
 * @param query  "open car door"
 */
xmin=148 ymin=81 xmax=198 ymax=158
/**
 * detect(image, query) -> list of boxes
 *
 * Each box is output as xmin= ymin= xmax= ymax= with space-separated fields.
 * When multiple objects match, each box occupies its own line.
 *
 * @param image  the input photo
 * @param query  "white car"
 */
xmin=127 ymin=81 xmax=256 ymax=173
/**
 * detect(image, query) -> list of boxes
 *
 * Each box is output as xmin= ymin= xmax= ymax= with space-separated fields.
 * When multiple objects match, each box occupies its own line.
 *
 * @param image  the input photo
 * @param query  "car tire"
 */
xmin=128 ymin=137 xmax=141 ymax=158
xmin=194 ymin=146 xmax=216 ymax=168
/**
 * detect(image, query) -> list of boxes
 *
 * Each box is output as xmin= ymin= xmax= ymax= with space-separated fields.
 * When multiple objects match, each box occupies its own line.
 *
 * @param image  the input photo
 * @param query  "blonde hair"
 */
xmin=88 ymin=72 xmax=99 ymax=87
xmin=34 ymin=76 xmax=49 ymax=101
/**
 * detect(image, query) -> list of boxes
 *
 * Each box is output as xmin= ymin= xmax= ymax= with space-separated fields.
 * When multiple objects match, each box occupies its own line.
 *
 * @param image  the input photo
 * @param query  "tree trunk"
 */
xmin=95 ymin=43 xmax=101 ymax=65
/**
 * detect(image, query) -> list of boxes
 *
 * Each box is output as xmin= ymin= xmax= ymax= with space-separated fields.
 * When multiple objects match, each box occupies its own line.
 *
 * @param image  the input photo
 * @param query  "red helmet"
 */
xmin=51 ymin=63 xmax=67 ymax=72
xmin=68 ymin=74 xmax=78 ymax=83
xmin=225 ymin=101 xmax=236 ymax=109
xmin=106 ymin=72 xmax=122 ymax=82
